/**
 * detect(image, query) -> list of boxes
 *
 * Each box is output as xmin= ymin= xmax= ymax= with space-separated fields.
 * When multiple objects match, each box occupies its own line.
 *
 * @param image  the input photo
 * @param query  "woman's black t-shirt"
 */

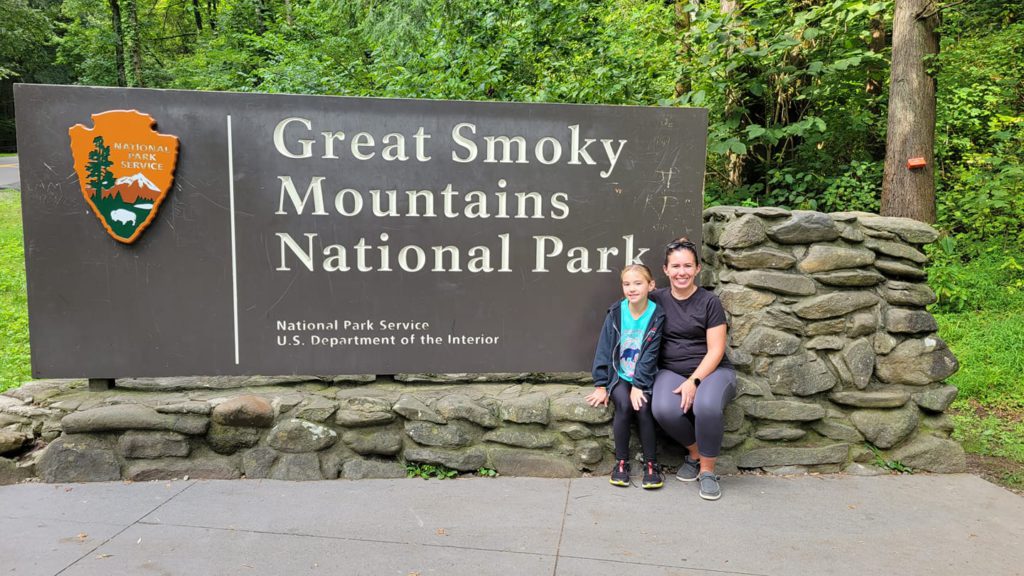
xmin=650 ymin=286 xmax=732 ymax=377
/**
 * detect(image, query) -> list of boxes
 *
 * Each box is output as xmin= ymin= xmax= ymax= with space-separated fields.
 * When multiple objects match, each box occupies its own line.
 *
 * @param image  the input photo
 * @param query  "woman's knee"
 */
xmin=692 ymin=396 xmax=723 ymax=421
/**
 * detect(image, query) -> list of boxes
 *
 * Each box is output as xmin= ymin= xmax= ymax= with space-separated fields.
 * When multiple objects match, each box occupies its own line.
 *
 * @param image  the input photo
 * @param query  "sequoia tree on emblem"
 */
xmin=69 ymin=110 xmax=179 ymax=244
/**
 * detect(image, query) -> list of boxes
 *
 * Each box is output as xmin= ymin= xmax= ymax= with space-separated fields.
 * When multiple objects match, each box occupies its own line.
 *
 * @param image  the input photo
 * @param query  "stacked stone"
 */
xmin=703 ymin=207 xmax=964 ymax=474
xmin=1 ymin=379 xmax=622 ymax=483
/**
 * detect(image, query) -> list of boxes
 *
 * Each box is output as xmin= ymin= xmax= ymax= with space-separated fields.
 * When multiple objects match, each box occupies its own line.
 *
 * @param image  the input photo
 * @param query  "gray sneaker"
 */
xmin=698 ymin=472 xmax=721 ymax=500
xmin=675 ymin=455 xmax=700 ymax=482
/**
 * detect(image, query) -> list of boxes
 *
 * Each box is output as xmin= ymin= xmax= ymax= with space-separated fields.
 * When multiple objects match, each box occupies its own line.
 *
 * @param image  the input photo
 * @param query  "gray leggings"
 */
xmin=651 ymin=366 xmax=736 ymax=458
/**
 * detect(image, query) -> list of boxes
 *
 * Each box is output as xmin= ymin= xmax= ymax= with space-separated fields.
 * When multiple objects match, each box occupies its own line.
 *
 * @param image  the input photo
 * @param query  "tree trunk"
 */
xmin=125 ymin=0 xmax=144 ymax=87
xmin=866 ymin=16 xmax=886 ymax=98
xmin=721 ymin=0 xmax=744 ymax=188
xmin=108 ymin=0 xmax=127 ymax=87
xmin=193 ymin=0 xmax=203 ymax=31
xmin=673 ymin=1 xmax=693 ymax=98
xmin=208 ymin=0 xmax=217 ymax=31
xmin=254 ymin=0 xmax=269 ymax=35
xmin=881 ymin=0 xmax=939 ymax=223
xmin=865 ymin=15 xmax=888 ymax=160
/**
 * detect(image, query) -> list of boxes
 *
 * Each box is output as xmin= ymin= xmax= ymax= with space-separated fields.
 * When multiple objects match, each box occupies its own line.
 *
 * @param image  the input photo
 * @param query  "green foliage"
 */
xmin=26 ymin=0 xmax=1024 ymax=246
xmin=931 ymin=16 xmax=1024 ymax=262
xmin=819 ymin=160 xmax=882 ymax=213
xmin=165 ymin=0 xmax=678 ymax=105
xmin=933 ymin=306 xmax=1024 ymax=409
xmin=406 ymin=462 xmax=459 ymax=480
xmin=932 ymin=246 xmax=1024 ymax=487
xmin=0 ymin=190 xmax=30 ymax=392
xmin=927 ymin=242 xmax=1024 ymax=314
xmin=953 ymin=413 xmax=1024 ymax=466
xmin=476 ymin=467 xmax=498 ymax=477
xmin=0 ymin=0 xmax=54 ymax=81
xmin=56 ymin=0 xmax=127 ymax=86
xmin=867 ymin=444 xmax=913 ymax=474
xmin=673 ymin=0 xmax=891 ymax=208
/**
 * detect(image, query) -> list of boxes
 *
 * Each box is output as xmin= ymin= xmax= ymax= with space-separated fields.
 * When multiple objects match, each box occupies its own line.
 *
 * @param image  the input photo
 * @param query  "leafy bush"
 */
xmin=676 ymin=0 xmax=891 ymax=208
xmin=932 ymin=17 xmax=1024 ymax=262
xmin=819 ymin=160 xmax=882 ymax=213
xmin=406 ymin=462 xmax=459 ymax=480
xmin=928 ymin=240 xmax=1024 ymax=314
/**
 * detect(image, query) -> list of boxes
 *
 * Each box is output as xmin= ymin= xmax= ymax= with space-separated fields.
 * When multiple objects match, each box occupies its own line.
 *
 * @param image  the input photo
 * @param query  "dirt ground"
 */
xmin=966 ymin=453 xmax=1024 ymax=495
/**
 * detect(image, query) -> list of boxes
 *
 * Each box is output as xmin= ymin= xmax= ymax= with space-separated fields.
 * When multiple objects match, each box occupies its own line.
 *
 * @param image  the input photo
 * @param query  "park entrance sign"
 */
xmin=15 ymin=85 xmax=707 ymax=378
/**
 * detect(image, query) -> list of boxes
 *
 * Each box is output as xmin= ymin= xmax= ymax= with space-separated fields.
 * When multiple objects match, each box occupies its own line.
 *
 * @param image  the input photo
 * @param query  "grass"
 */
xmin=0 ymin=188 xmax=30 ymax=391
xmin=935 ymin=308 xmax=1024 ymax=408
xmin=932 ymin=255 xmax=1024 ymax=492
xmin=0 ymin=153 xmax=16 ymax=158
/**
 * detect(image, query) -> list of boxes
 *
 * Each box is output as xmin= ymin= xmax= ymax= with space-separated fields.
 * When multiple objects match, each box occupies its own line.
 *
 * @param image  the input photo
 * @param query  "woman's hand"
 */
xmin=672 ymin=379 xmax=698 ymax=413
xmin=585 ymin=387 xmax=609 ymax=407
xmin=629 ymin=387 xmax=648 ymax=411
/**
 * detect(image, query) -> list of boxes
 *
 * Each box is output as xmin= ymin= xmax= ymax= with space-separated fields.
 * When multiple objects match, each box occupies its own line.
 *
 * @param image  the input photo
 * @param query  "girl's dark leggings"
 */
xmin=651 ymin=366 xmax=737 ymax=458
xmin=611 ymin=382 xmax=657 ymax=462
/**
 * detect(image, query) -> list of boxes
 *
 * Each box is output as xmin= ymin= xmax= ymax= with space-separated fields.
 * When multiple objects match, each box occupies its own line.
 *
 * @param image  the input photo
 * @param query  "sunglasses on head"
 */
xmin=666 ymin=240 xmax=697 ymax=250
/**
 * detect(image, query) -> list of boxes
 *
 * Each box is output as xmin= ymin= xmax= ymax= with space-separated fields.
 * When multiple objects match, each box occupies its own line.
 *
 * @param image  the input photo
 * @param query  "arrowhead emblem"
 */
xmin=69 ymin=110 xmax=179 ymax=244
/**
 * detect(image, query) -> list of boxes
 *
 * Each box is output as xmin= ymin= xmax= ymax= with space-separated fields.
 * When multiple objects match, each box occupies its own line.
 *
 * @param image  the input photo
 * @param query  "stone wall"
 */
xmin=1 ymin=377 xmax=621 ymax=483
xmin=0 ymin=208 xmax=964 ymax=484
xmin=702 ymin=207 xmax=963 ymax=474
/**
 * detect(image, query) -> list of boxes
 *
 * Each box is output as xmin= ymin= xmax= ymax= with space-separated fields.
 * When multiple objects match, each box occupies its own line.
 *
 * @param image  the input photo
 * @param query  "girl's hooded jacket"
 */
xmin=591 ymin=299 xmax=665 ymax=395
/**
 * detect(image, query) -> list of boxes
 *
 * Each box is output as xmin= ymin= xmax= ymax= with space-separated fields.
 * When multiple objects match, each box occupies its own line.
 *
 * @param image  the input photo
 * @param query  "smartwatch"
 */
xmin=691 ymin=377 xmax=701 ymax=386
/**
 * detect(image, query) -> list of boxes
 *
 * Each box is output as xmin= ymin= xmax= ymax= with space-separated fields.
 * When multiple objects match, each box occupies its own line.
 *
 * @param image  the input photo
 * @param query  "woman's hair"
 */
xmin=664 ymin=236 xmax=700 ymax=266
xmin=621 ymin=263 xmax=654 ymax=283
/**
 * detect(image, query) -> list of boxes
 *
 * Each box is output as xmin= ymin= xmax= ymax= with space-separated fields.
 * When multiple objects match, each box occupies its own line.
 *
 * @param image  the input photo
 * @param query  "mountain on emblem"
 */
xmin=68 ymin=110 xmax=179 ymax=244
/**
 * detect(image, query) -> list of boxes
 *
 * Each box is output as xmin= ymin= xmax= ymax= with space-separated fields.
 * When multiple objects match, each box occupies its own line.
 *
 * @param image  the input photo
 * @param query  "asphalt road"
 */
xmin=0 ymin=155 xmax=19 ymax=190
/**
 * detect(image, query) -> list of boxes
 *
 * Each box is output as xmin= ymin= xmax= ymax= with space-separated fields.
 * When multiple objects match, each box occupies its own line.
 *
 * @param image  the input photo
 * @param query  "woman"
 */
xmin=649 ymin=238 xmax=736 ymax=501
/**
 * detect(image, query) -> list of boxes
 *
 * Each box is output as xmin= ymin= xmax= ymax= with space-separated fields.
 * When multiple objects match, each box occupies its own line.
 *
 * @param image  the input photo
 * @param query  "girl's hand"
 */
xmin=585 ymin=387 xmax=609 ymax=407
xmin=672 ymin=379 xmax=698 ymax=413
xmin=629 ymin=387 xmax=647 ymax=411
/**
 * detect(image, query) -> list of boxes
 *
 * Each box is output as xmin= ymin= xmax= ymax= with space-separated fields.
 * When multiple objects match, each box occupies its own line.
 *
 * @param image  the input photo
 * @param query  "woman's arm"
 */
xmin=690 ymin=323 xmax=726 ymax=383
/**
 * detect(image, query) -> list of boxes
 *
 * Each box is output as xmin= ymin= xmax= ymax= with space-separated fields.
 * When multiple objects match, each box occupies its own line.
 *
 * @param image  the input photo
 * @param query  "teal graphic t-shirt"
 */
xmin=617 ymin=299 xmax=656 ymax=382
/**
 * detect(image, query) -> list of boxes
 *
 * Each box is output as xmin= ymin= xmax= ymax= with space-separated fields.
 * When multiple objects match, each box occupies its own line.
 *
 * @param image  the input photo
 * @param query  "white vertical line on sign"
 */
xmin=227 ymin=115 xmax=240 ymax=365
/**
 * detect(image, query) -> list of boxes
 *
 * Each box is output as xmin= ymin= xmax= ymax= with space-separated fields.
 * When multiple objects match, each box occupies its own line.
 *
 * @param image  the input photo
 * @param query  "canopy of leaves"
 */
xmin=1 ymin=0 xmax=55 ymax=81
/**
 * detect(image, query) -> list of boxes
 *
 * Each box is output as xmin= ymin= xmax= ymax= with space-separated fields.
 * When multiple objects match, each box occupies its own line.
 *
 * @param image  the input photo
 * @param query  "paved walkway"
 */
xmin=2 ymin=473 xmax=1022 ymax=575
xmin=0 ymin=155 xmax=18 ymax=190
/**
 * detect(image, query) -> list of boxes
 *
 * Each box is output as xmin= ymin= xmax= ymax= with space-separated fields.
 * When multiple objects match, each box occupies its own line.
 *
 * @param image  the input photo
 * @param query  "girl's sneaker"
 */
xmin=641 ymin=461 xmax=664 ymax=489
xmin=610 ymin=460 xmax=630 ymax=487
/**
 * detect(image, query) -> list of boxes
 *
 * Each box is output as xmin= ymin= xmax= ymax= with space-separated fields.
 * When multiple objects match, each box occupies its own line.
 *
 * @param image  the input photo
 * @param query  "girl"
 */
xmin=586 ymin=264 xmax=666 ymax=489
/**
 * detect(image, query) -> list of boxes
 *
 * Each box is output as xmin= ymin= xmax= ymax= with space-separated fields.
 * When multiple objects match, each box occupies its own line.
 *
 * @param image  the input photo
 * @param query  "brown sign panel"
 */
xmin=15 ymin=84 xmax=707 ymax=378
